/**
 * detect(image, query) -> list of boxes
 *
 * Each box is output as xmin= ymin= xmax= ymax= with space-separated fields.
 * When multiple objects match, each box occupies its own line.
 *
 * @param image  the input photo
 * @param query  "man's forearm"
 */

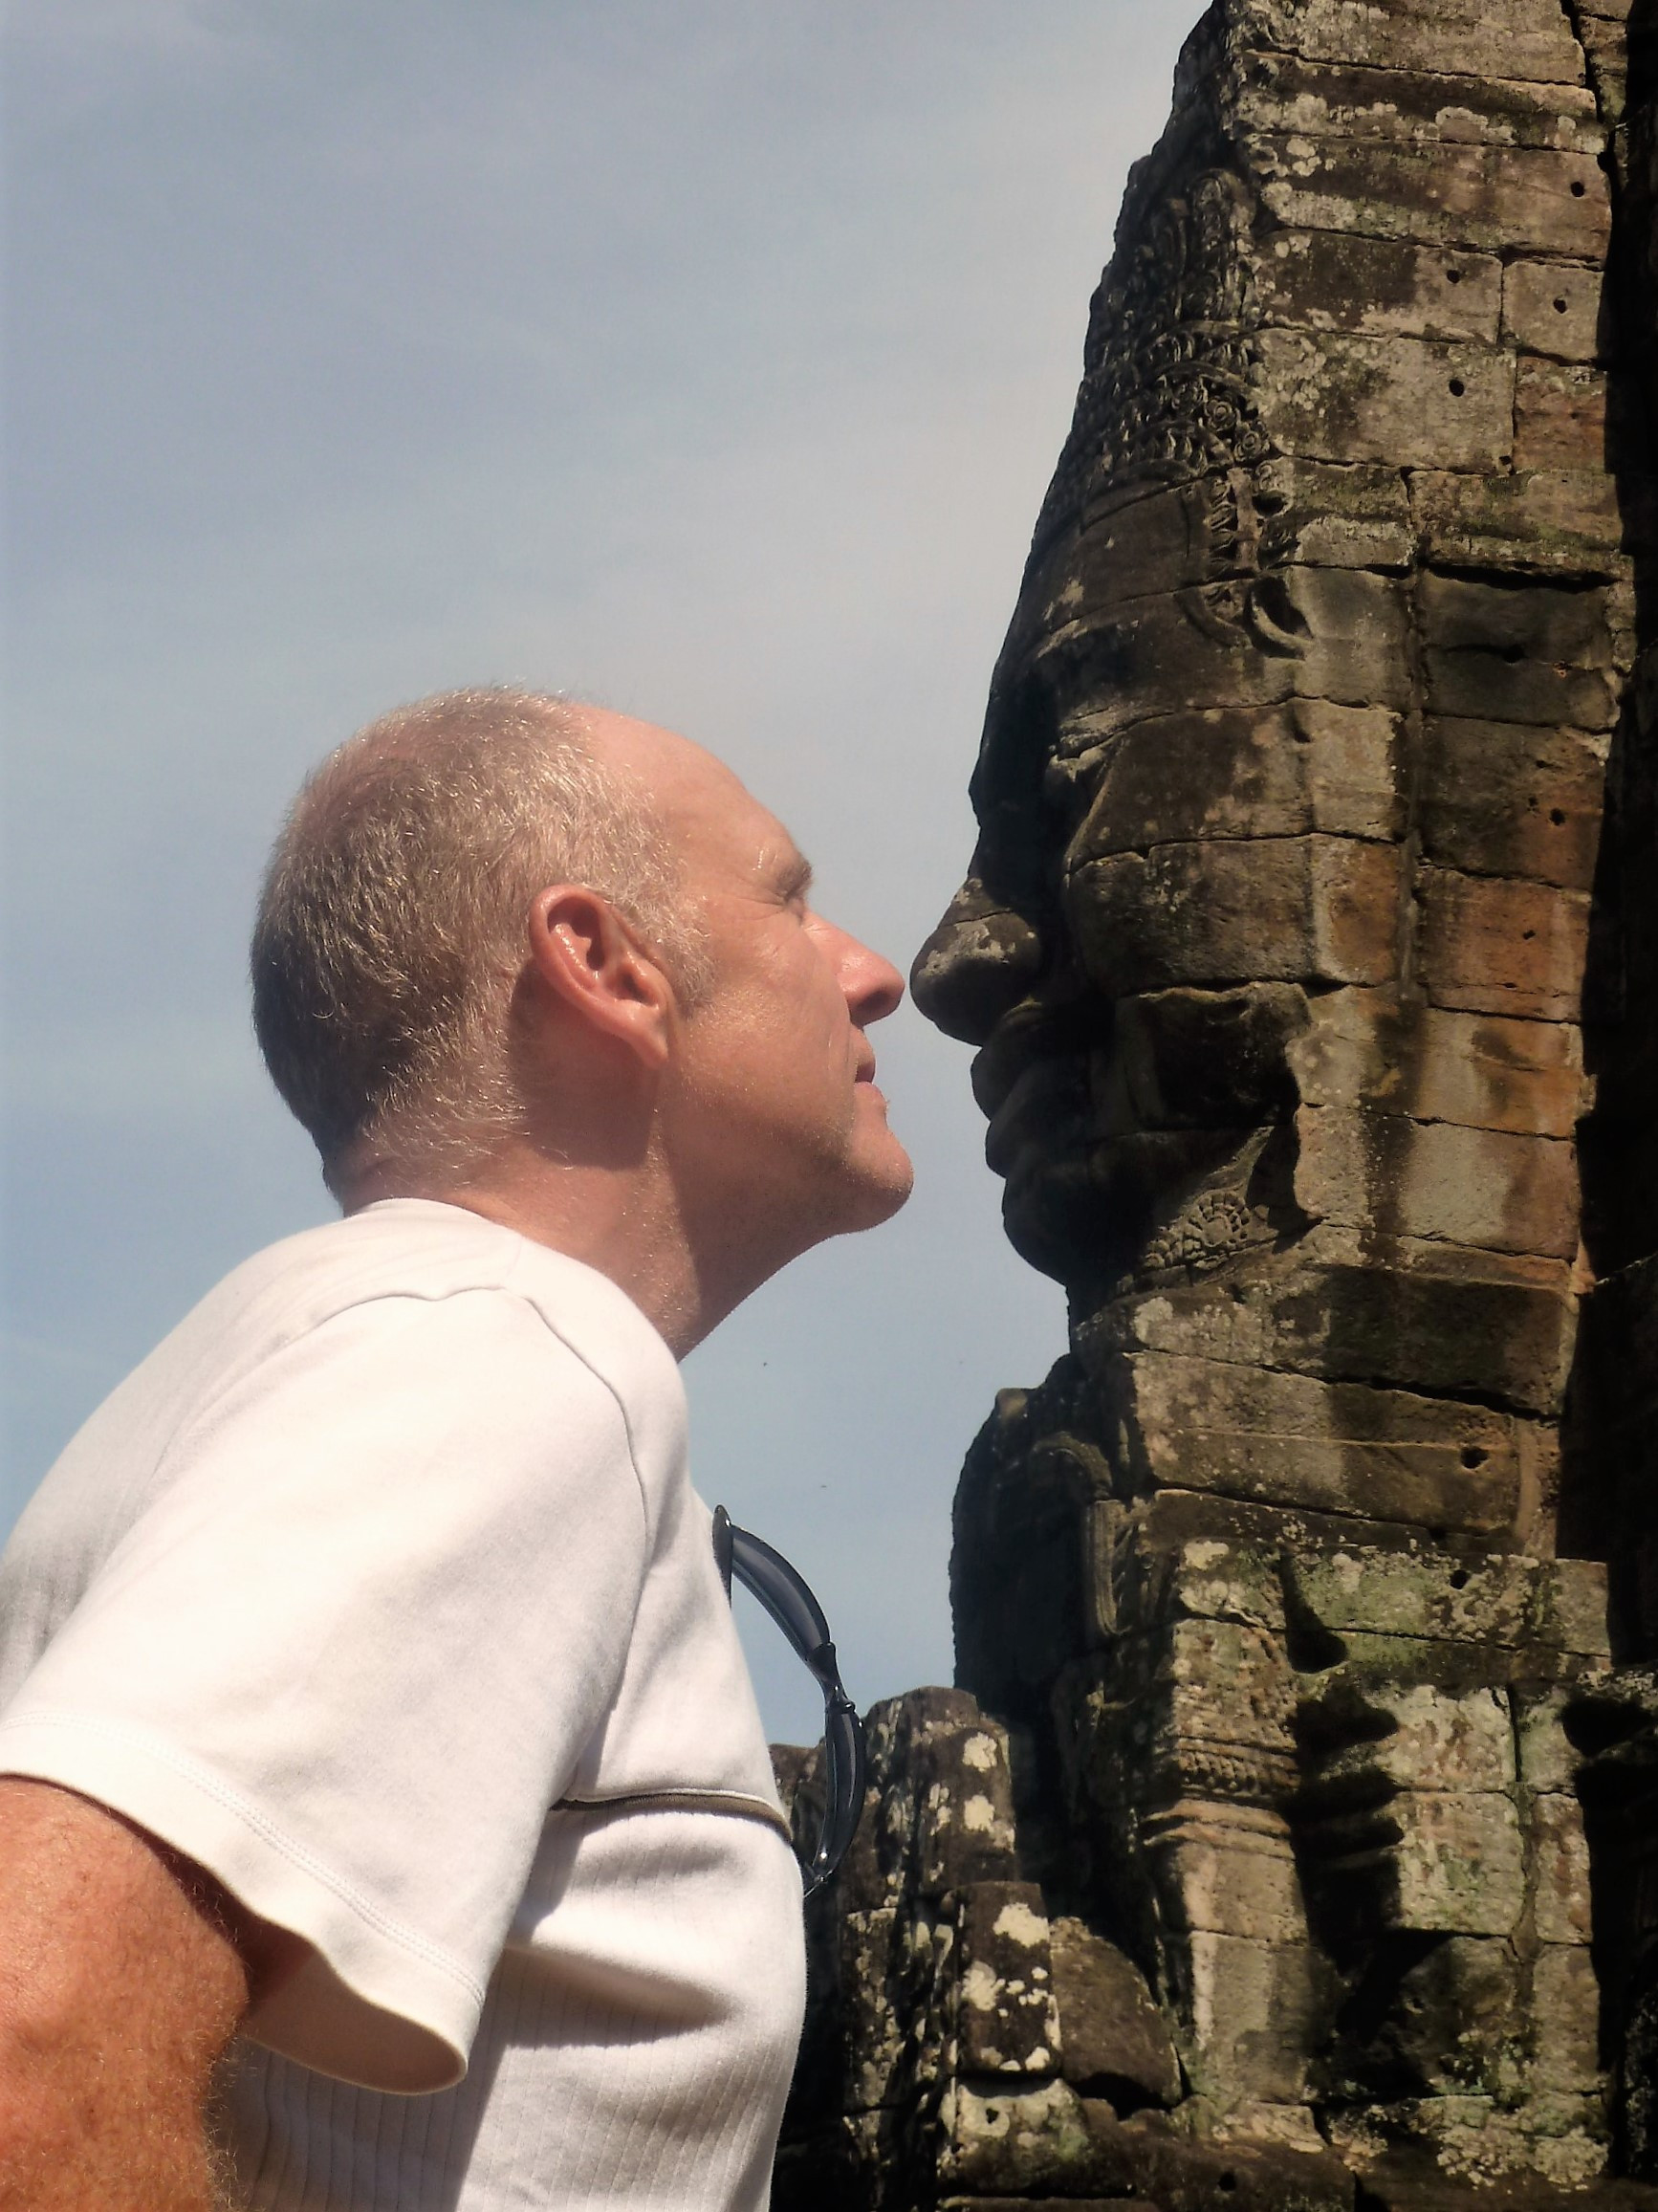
xmin=0 ymin=1781 xmax=252 ymax=2211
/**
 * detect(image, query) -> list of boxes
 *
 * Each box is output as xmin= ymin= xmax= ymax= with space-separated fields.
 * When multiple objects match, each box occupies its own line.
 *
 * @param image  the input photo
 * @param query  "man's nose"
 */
xmin=909 ymin=875 xmax=1043 ymax=1044
xmin=842 ymin=935 xmax=905 ymax=1026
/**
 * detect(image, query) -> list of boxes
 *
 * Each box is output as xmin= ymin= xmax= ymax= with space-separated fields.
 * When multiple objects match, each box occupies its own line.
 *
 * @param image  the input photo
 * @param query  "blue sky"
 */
xmin=4 ymin=0 xmax=1190 ymax=1740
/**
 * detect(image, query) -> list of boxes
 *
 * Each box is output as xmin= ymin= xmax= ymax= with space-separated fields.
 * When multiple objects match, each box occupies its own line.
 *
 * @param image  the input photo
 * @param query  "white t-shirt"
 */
xmin=0 ymin=1198 xmax=806 ymax=2210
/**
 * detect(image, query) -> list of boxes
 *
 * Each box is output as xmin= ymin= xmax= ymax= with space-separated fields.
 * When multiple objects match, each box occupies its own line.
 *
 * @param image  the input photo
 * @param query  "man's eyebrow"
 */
xmin=775 ymin=851 xmax=814 ymax=902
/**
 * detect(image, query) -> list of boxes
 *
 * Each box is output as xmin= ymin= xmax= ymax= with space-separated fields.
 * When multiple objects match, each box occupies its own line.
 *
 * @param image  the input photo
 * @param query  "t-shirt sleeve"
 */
xmin=0 ymin=1287 xmax=652 ymax=2092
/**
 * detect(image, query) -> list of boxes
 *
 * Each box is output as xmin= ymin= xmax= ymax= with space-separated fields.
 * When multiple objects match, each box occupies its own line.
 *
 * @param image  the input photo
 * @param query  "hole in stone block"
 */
xmin=1462 ymin=1446 xmax=1487 ymax=1468
xmin=1523 ymin=929 xmax=1537 ymax=941
xmin=1555 ymin=296 xmax=1569 ymax=314
xmin=1502 ymin=644 xmax=1525 ymax=662
xmin=1572 ymin=178 xmax=1587 ymax=196
xmin=1448 ymin=377 xmax=1466 ymax=397
xmin=1218 ymin=2173 xmax=1239 ymax=2192
xmin=1450 ymin=1567 xmax=1471 ymax=1588
xmin=1551 ymin=806 xmax=1567 ymax=824
xmin=1446 ymin=267 xmax=1464 ymax=284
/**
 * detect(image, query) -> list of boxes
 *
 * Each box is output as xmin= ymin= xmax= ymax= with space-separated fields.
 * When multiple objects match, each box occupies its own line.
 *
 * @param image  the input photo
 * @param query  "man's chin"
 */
xmin=839 ymin=1137 xmax=915 ymax=1233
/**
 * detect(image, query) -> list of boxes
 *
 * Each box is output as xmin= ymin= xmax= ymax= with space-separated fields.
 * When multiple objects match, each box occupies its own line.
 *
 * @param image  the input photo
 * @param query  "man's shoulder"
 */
xmin=207 ymin=1199 xmax=666 ymax=1379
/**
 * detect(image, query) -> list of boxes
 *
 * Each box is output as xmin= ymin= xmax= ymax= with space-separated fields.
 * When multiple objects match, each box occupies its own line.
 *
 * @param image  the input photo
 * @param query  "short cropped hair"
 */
xmin=251 ymin=688 xmax=708 ymax=1192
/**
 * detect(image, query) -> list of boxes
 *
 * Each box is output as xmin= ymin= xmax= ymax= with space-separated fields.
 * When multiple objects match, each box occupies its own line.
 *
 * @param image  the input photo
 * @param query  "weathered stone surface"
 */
xmin=1231 ymin=55 xmax=1603 ymax=151
xmin=1068 ymin=838 xmax=1401 ymax=996
xmin=1416 ymin=868 xmax=1590 ymax=1021
xmin=1249 ymin=139 xmax=1609 ymax=258
xmin=1408 ymin=467 xmax=1626 ymax=577
xmin=955 ymin=1883 xmax=1061 ymax=2076
xmin=1503 ymin=258 xmax=1607 ymax=361
xmin=1256 ymin=329 xmax=1516 ymax=470
xmin=1067 ymin=705 xmax=1400 ymax=854
xmin=1050 ymin=1917 xmax=1184 ymax=2106
xmin=1293 ymin=1107 xmax=1578 ymax=1258
xmin=1418 ymin=718 xmax=1606 ymax=889
xmin=1253 ymin=459 xmax=1416 ymax=569
xmin=1288 ymin=991 xmax=1587 ymax=1136
xmin=1515 ymin=358 xmax=1611 ymax=471
xmin=1236 ymin=0 xmax=1587 ymax=83
xmin=1256 ymin=231 xmax=1502 ymax=343
xmin=785 ymin=0 xmax=1656 ymax=2197
xmin=1110 ymin=1352 xmax=1523 ymax=1528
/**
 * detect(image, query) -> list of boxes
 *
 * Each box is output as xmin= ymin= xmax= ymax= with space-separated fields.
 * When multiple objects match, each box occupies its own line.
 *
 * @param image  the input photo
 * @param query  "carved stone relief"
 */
xmin=771 ymin=0 xmax=1658 ymax=2204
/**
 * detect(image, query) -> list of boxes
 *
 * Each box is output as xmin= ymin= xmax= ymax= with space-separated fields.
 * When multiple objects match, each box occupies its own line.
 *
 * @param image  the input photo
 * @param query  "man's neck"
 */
xmin=347 ymin=1144 xmax=711 ymax=1357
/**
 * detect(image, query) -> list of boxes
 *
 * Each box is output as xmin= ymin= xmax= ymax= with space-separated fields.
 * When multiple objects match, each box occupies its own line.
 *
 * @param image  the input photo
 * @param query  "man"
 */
xmin=0 ymin=688 xmax=911 ymax=2207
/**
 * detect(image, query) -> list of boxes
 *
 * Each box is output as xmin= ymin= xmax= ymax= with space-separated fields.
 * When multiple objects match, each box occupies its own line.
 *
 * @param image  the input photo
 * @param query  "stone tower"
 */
xmin=772 ymin=0 xmax=1658 ymax=2204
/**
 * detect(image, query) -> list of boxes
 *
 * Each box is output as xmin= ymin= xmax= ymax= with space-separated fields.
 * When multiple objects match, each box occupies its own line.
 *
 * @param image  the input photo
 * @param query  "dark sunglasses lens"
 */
xmin=714 ymin=1508 xmax=867 ymax=1901
xmin=805 ymin=1700 xmax=865 ymax=1899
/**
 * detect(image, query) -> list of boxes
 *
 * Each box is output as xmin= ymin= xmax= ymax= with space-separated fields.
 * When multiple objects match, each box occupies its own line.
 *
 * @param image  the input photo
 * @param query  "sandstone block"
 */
xmin=843 ymin=1691 xmax=1020 ymax=1914
xmin=1068 ymin=702 xmax=1398 ymax=857
xmin=1256 ymin=328 xmax=1514 ymax=470
xmin=1255 ymin=230 xmax=1500 ymax=342
xmin=1236 ymin=0 xmax=1589 ymax=83
xmin=1417 ymin=570 xmax=1618 ymax=728
xmin=840 ymin=1907 xmax=907 ymax=2111
xmin=1416 ymin=867 xmax=1590 ymax=1021
xmin=1324 ymin=1935 xmax=1526 ymax=2098
xmin=1408 ymin=467 xmax=1625 ymax=576
xmin=1139 ymin=1805 xmax=1311 ymax=1943
xmin=1038 ymin=567 xmax=1408 ymax=749
xmin=1111 ymin=1351 xmax=1521 ymax=1530
xmin=1166 ymin=1534 xmax=1288 ymax=1634
xmin=1230 ymin=52 xmax=1603 ymax=150
xmin=1316 ymin=1680 xmax=1518 ymax=1794
xmin=1502 ymin=258 xmax=1606 ymax=361
xmin=1103 ymin=1251 xmax=1577 ymax=1414
xmin=1575 ymin=12 xmax=1627 ymax=123
xmin=1288 ymin=990 xmax=1587 ymax=1135
xmin=1419 ymin=717 xmax=1606 ymax=889
xmin=1514 ymin=1686 xmax=1581 ymax=1793
xmin=1050 ymin=1917 xmax=1184 ymax=2106
xmin=1292 ymin=1106 xmax=1579 ymax=1259
xmin=1248 ymin=137 xmax=1610 ymax=258
xmin=1314 ymin=1787 xmax=1527 ymax=1934
xmin=1285 ymin=1544 xmax=1593 ymax=1651
xmin=1159 ymin=1616 xmax=1299 ymax=1765
xmin=1418 ymin=569 xmax=1615 ymax=662
xmin=1537 ymin=1557 xmax=1611 ymax=1656
xmin=1167 ymin=1931 xmax=1322 ymax=2104
xmin=1091 ymin=982 xmax=1307 ymax=1134
xmin=1068 ymin=837 xmax=1400 ymax=996
xmin=1423 ymin=648 xmax=1616 ymax=729
xmin=1514 ymin=358 xmax=1609 ymax=471
xmin=935 ymin=2078 xmax=1115 ymax=2200
xmin=1531 ymin=1791 xmax=1595 ymax=1943
xmin=1252 ymin=458 xmax=1414 ymax=569
xmin=1064 ymin=481 xmax=1243 ymax=616
xmin=1530 ymin=1943 xmax=1603 ymax=2089
xmin=955 ymin=1882 xmax=1061 ymax=2077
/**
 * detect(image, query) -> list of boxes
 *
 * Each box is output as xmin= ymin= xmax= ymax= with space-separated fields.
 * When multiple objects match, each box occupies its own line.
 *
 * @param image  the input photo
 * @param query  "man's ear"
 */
xmin=525 ymin=886 xmax=675 ymax=1069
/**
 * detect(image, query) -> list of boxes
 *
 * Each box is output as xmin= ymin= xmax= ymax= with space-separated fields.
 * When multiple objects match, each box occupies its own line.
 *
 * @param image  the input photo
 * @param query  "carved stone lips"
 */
xmin=971 ymin=992 xmax=1098 ymax=1125
xmin=983 ymin=1047 xmax=1092 ymax=1183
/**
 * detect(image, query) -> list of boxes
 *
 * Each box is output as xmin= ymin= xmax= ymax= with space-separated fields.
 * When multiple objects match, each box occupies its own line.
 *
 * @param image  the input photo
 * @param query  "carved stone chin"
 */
xmin=776 ymin=0 xmax=1658 ymax=2204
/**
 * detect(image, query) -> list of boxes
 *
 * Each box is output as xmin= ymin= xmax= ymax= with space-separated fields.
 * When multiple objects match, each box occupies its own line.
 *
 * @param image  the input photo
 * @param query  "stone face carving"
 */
xmin=771 ymin=0 xmax=1658 ymax=2203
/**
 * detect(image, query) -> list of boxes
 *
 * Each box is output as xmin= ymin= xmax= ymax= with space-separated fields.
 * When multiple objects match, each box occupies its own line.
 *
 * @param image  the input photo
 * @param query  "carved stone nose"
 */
xmin=909 ymin=876 xmax=1044 ymax=1045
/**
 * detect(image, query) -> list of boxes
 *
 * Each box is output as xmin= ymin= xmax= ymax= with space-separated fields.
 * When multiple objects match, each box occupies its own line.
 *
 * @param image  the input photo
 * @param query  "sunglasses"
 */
xmin=712 ymin=1505 xmax=866 ymax=1900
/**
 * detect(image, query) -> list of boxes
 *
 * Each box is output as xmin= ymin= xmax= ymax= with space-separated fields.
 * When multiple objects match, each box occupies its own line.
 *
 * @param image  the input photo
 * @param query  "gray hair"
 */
xmin=251 ymin=688 xmax=709 ymax=1192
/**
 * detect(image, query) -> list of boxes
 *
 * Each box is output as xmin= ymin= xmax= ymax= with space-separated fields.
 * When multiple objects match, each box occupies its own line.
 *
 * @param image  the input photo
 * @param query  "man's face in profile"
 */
xmin=590 ymin=711 xmax=914 ymax=1259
